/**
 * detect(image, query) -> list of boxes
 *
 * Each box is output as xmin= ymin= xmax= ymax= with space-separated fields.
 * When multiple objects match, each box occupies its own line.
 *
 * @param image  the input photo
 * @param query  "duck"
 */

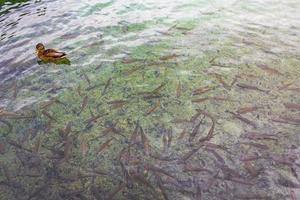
xmin=36 ymin=43 xmax=67 ymax=61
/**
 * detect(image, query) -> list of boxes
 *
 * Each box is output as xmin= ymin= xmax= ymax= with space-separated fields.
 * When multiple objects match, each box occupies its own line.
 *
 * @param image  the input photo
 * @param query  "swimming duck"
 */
xmin=36 ymin=43 xmax=66 ymax=61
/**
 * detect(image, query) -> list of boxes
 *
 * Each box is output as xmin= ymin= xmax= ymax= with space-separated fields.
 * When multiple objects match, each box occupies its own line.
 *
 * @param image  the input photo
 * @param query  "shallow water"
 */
xmin=0 ymin=0 xmax=300 ymax=199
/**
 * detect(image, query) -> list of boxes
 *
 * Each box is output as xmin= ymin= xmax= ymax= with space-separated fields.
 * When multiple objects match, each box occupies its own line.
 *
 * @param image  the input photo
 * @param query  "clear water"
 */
xmin=0 ymin=0 xmax=300 ymax=199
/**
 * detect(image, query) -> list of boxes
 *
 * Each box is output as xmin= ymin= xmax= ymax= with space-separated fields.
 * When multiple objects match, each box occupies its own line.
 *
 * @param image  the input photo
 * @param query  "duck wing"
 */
xmin=44 ymin=49 xmax=66 ymax=58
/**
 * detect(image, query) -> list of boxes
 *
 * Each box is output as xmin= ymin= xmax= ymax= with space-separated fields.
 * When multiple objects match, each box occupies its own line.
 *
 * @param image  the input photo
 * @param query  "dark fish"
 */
xmin=140 ymin=126 xmax=150 ymax=155
xmin=243 ymin=161 xmax=260 ymax=177
xmin=237 ymin=83 xmax=269 ymax=93
xmin=155 ymin=175 xmax=169 ymax=200
xmin=277 ymin=176 xmax=300 ymax=188
xmin=77 ymin=96 xmax=88 ymax=115
xmin=181 ymin=146 xmax=201 ymax=162
xmin=33 ymin=136 xmax=42 ymax=153
xmin=7 ymin=139 xmax=32 ymax=153
xmin=98 ymin=138 xmax=114 ymax=155
xmin=0 ymin=109 xmax=21 ymax=118
xmin=102 ymin=77 xmax=112 ymax=95
xmin=198 ymin=110 xmax=215 ymax=143
xmin=189 ymin=119 xmax=202 ymax=143
xmin=151 ymin=82 xmax=167 ymax=94
xmin=192 ymin=97 xmax=234 ymax=103
xmin=237 ymin=106 xmax=263 ymax=114
xmin=278 ymin=82 xmax=294 ymax=90
xmin=81 ymin=73 xmax=91 ymax=86
xmin=86 ymin=83 xmax=102 ymax=91
xmin=239 ymin=142 xmax=269 ymax=150
xmin=272 ymin=116 xmax=300 ymax=126
xmin=130 ymin=174 xmax=155 ymax=190
xmin=257 ymin=64 xmax=283 ymax=75
xmin=183 ymin=165 xmax=213 ymax=174
xmin=167 ymin=128 xmax=172 ymax=148
xmin=213 ymin=74 xmax=231 ymax=90
xmin=144 ymin=101 xmax=160 ymax=116
xmin=106 ymin=182 xmax=126 ymax=200
xmin=42 ymin=110 xmax=57 ymax=121
xmin=192 ymin=86 xmax=211 ymax=95
xmin=177 ymin=128 xmax=187 ymax=141
xmin=0 ymin=119 xmax=13 ymax=133
xmin=146 ymin=164 xmax=177 ymax=180
xmin=284 ymin=103 xmax=300 ymax=111
xmin=227 ymin=111 xmax=257 ymax=128
xmin=0 ymin=142 xmax=5 ymax=154
xmin=159 ymin=53 xmax=179 ymax=61
xmin=176 ymin=81 xmax=182 ymax=98
xmin=63 ymin=135 xmax=72 ymax=161
xmin=242 ymin=132 xmax=278 ymax=141
xmin=108 ymin=100 xmax=128 ymax=109
xmin=121 ymin=58 xmax=141 ymax=64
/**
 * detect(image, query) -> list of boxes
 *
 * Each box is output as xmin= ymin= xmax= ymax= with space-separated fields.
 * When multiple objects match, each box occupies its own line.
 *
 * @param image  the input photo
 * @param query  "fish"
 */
xmin=277 ymin=176 xmax=300 ymax=188
xmin=237 ymin=83 xmax=269 ymax=93
xmin=239 ymin=142 xmax=269 ymax=150
xmin=146 ymin=164 xmax=177 ymax=180
xmin=130 ymin=174 xmax=155 ymax=190
xmin=227 ymin=111 xmax=257 ymax=128
xmin=121 ymin=58 xmax=141 ymax=64
xmin=213 ymin=74 xmax=231 ymax=90
xmin=0 ymin=119 xmax=13 ymax=133
xmin=177 ymin=128 xmax=187 ymax=141
xmin=197 ymin=110 xmax=215 ymax=143
xmin=243 ymin=161 xmax=260 ymax=177
xmin=106 ymin=183 xmax=126 ymax=200
xmin=272 ymin=116 xmax=300 ymax=126
xmin=167 ymin=128 xmax=172 ymax=148
xmin=284 ymin=103 xmax=300 ymax=111
xmin=63 ymin=135 xmax=72 ymax=161
xmin=159 ymin=53 xmax=179 ymax=61
xmin=278 ymin=82 xmax=294 ymax=90
xmin=0 ymin=109 xmax=21 ymax=118
xmin=81 ymin=73 xmax=91 ymax=86
xmin=86 ymin=83 xmax=102 ymax=91
xmin=140 ymin=126 xmax=150 ymax=155
xmin=98 ymin=138 xmax=114 ymax=155
xmin=102 ymin=77 xmax=112 ymax=95
xmin=183 ymin=165 xmax=213 ymax=174
xmin=0 ymin=142 xmax=5 ymax=154
xmin=176 ymin=81 xmax=182 ymax=98
xmin=192 ymin=97 xmax=235 ymax=103
xmin=155 ymin=175 xmax=169 ymax=200
xmin=192 ymin=86 xmax=211 ymax=95
xmin=33 ymin=136 xmax=42 ymax=153
xmin=162 ymin=133 xmax=168 ymax=151
xmin=181 ymin=146 xmax=201 ymax=162
xmin=236 ymin=106 xmax=263 ymax=114
xmin=76 ymin=85 xmax=82 ymax=96
xmin=144 ymin=101 xmax=160 ymax=116
xmin=189 ymin=119 xmax=202 ymax=143
xmin=80 ymin=141 xmax=89 ymax=156
xmin=151 ymin=82 xmax=167 ymax=94
xmin=77 ymin=96 xmax=88 ymax=115
xmin=42 ymin=110 xmax=56 ymax=121
xmin=242 ymin=132 xmax=278 ymax=141
xmin=256 ymin=64 xmax=283 ymax=75
xmin=108 ymin=100 xmax=128 ymax=109
xmin=7 ymin=139 xmax=32 ymax=153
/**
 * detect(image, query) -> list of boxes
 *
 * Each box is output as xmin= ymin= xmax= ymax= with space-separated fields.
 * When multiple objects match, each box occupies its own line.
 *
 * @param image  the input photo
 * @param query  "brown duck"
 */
xmin=36 ymin=43 xmax=66 ymax=61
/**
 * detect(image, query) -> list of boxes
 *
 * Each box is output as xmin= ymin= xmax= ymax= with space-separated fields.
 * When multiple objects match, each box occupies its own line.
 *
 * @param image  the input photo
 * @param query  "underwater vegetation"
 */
xmin=1 ymin=0 xmax=300 ymax=199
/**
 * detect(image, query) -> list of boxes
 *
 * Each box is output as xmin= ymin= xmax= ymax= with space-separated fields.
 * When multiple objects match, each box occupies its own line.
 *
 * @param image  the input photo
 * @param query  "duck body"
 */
xmin=36 ymin=43 xmax=66 ymax=61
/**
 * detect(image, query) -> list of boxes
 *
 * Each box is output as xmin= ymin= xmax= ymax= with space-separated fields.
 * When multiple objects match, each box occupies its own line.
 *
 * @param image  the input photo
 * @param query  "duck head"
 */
xmin=36 ymin=43 xmax=45 ymax=53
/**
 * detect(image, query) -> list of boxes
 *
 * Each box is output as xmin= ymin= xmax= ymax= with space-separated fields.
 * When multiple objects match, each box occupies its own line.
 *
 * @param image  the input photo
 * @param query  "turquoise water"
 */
xmin=0 ymin=0 xmax=300 ymax=199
